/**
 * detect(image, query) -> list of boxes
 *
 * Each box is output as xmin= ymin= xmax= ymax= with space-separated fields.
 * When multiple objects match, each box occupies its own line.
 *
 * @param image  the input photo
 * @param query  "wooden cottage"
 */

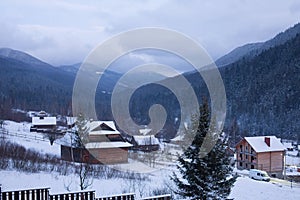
xmin=85 ymin=121 xmax=132 ymax=164
xmin=30 ymin=111 xmax=56 ymax=132
xmin=131 ymin=134 xmax=160 ymax=152
xmin=236 ymin=136 xmax=285 ymax=177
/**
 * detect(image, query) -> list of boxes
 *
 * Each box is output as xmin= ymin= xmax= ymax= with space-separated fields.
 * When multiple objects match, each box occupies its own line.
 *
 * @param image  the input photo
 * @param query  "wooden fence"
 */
xmin=1 ymin=188 xmax=49 ymax=200
xmin=141 ymin=194 xmax=171 ymax=200
xmin=95 ymin=193 xmax=135 ymax=200
xmin=49 ymin=191 xmax=95 ymax=200
xmin=0 ymin=186 xmax=171 ymax=200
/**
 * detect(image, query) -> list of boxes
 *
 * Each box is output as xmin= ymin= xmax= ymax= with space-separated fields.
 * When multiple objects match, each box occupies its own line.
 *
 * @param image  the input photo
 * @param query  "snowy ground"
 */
xmin=1 ymin=169 xmax=300 ymax=200
xmin=229 ymin=176 xmax=300 ymax=200
xmin=0 ymin=167 xmax=173 ymax=198
xmin=0 ymin=121 xmax=62 ymax=156
xmin=1 ymin=120 xmax=300 ymax=199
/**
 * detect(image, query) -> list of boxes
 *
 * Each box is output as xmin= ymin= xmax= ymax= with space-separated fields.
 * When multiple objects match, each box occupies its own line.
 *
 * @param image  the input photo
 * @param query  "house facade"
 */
xmin=236 ymin=136 xmax=285 ymax=177
xmin=85 ymin=121 xmax=132 ymax=164
xmin=131 ymin=134 xmax=160 ymax=152
xmin=30 ymin=111 xmax=57 ymax=132
xmin=61 ymin=121 xmax=132 ymax=164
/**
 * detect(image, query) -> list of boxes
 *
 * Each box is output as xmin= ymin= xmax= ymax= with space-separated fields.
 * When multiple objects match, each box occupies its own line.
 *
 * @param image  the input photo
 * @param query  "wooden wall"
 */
xmin=236 ymin=139 xmax=284 ymax=174
xmin=88 ymin=147 xmax=129 ymax=164
xmin=257 ymin=151 xmax=284 ymax=172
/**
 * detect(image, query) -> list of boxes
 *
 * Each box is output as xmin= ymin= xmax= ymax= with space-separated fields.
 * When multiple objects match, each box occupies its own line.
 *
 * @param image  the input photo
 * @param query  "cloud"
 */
xmin=0 ymin=0 xmax=299 ymax=65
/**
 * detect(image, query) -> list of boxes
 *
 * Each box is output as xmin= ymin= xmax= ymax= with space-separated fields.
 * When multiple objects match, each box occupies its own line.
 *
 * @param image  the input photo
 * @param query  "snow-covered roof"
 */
xmin=133 ymin=135 xmax=160 ymax=145
xmin=88 ymin=121 xmax=117 ymax=131
xmin=87 ymin=121 xmax=120 ymax=135
xmin=283 ymin=142 xmax=293 ymax=149
xmin=85 ymin=142 xmax=132 ymax=149
xmin=89 ymin=130 xmax=121 ymax=135
xmin=244 ymin=136 xmax=285 ymax=153
xmin=139 ymin=128 xmax=151 ymax=135
xmin=32 ymin=117 xmax=56 ymax=126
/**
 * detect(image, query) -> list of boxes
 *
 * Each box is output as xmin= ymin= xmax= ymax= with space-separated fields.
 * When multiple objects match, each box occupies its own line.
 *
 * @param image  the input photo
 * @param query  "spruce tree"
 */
xmin=74 ymin=114 xmax=89 ymax=148
xmin=171 ymin=100 xmax=236 ymax=200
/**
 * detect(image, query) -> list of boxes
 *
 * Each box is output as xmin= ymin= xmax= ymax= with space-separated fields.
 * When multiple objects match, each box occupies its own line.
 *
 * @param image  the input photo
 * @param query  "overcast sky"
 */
xmin=0 ymin=0 xmax=300 ymax=66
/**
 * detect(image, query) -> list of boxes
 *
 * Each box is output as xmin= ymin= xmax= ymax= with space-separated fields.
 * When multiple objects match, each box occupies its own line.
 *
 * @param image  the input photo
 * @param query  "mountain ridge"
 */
xmin=0 ymin=23 xmax=299 ymax=141
xmin=216 ymin=23 xmax=300 ymax=67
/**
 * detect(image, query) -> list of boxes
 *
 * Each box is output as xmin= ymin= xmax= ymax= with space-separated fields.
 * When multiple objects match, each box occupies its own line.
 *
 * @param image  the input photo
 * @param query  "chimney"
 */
xmin=265 ymin=137 xmax=270 ymax=147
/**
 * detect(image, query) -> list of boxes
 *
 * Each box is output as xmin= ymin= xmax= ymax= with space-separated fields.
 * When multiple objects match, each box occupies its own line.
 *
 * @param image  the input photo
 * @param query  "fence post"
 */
xmin=0 ymin=184 xmax=2 ymax=200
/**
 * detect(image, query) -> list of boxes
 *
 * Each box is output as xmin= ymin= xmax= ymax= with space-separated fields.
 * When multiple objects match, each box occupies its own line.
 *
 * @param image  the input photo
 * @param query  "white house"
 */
xmin=30 ymin=111 xmax=56 ymax=132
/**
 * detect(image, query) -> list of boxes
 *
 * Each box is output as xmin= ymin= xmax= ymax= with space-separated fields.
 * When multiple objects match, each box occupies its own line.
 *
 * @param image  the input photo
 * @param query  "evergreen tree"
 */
xmin=74 ymin=114 xmax=89 ymax=148
xmin=171 ymin=100 xmax=237 ymax=200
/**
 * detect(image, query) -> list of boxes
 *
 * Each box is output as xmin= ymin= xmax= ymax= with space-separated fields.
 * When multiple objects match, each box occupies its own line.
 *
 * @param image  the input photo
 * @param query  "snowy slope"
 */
xmin=1 ymin=121 xmax=61 ymax=156
xmin=1 ymin=120 xmax=300 ymax=199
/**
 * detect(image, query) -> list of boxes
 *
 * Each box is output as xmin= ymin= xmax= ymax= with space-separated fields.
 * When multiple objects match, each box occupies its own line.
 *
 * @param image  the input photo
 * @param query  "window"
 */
xmin=251 ymin=165 xmax=254 ymax=169
xmin=245 ymin=164 xmax=248 ymax=168
xmin=240 ymin=145 xmax=243 ymax=152
xmin=239 ymin=162 xmax=242 ymax=167
xmin=246 ymin=155 xmax=248 ymax=159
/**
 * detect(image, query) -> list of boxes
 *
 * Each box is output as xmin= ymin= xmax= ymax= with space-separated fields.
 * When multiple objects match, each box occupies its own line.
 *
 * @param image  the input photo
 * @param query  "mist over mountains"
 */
xmin=0 ymin=23 xmax=299 ymax=141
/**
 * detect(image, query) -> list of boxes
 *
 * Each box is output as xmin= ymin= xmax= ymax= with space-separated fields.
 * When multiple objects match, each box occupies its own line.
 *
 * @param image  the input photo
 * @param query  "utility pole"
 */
xmin=284 ymin=150 xmax=287 ymax=180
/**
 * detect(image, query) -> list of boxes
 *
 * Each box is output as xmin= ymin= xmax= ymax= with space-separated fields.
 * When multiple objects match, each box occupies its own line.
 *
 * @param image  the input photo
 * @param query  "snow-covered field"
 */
xmin=1 ymin=169 xmax=300 ymax=200
xmin=1 ymin=120 xmax=300 ymax=199
xmin=0 ymin=169 xmax=172 ymax=198
xmin=229 ymin=176 xmax=300 ymax=200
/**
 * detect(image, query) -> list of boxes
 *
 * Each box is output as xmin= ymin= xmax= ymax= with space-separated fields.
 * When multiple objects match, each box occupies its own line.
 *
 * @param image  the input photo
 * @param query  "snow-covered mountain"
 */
xmin=216 ymin=23 xmax=300 ymax=67
xmin=0 ymin=48 xmax=51 ymax=68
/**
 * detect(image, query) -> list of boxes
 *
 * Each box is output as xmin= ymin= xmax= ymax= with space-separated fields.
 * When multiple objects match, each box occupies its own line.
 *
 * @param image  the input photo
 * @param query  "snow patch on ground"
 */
xmin=229 ymin=176 xmax=300 ymax=200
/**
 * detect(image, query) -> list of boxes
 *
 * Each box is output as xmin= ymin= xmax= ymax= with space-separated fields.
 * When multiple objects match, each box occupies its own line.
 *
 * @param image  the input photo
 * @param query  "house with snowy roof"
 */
xmin=131 ymin=134 xmax=160 ymax=152
xmin=236 ymin=136 xmax=285 ymax=177
xmin=30 ymin=111 xmax=56 ymax=132
xmin=61 ymin=121 xmax=132 ymax=164
xmin=84 ymin=121 xmax=132 ymax=164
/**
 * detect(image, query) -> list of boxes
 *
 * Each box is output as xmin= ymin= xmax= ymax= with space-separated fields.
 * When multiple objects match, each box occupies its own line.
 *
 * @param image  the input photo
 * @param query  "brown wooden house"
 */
xmin=85 ymin=121 xmax=132 ymax=164
xmin=236 ymin=136 xmax=285 ymax=177
xmin=61 ymin=121 xmax=132 ymax=164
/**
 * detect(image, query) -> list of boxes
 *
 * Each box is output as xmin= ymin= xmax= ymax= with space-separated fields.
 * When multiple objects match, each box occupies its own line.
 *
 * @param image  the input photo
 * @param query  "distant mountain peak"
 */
xmin=0 ymin=47 xmax=51 ymax=67
xmin=216 ymin=22 xmax=300 ymax=67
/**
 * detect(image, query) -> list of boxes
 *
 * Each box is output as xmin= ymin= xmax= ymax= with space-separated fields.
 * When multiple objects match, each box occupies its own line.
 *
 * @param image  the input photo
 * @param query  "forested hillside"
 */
xmin=0 ymin=56 xmax=74 ymax=119
xmin=0 ymin=26 xmax=299 ymax=141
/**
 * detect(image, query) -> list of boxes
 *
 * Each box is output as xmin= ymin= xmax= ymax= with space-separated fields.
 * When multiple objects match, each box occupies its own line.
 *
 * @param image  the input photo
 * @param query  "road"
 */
xmin=270 ymin=177 xmax=300 ymax=188
xmin=235 ymin=169 xmax=300 ymax=188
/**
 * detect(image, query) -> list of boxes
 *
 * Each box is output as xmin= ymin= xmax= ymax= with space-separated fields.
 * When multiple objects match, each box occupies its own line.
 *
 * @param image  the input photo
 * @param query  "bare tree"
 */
xmin=74 ymin=114 xmax=93 ymax=190
xmin=0 ymin=120 xmax=5 ymax=129
xmin=78 ymin=162 xmax=93 ymax=191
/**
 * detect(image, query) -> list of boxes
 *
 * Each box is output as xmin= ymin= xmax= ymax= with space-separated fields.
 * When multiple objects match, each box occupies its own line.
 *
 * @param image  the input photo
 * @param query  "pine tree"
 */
xmin=74 ymin=114 xmax=89 ymax=148
xmin=171 ymin=100 xmax=237 ymax=200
